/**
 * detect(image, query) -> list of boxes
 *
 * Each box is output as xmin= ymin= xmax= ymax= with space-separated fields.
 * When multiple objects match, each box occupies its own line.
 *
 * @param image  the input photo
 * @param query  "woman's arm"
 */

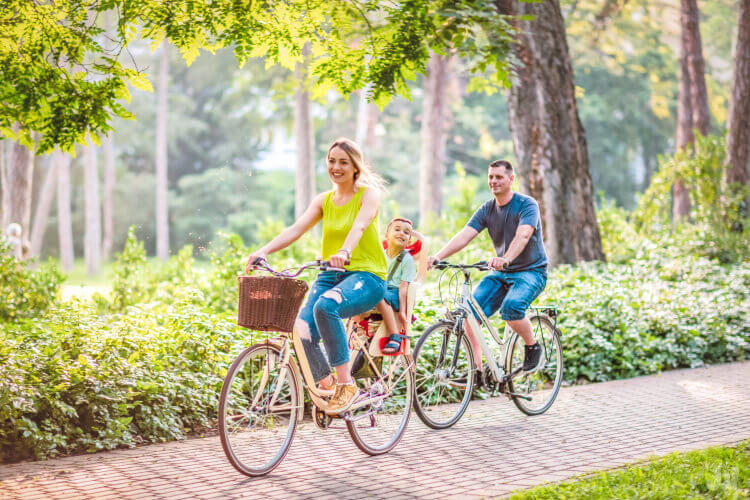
xmin=330 ymin=188 xmax=381 ymax=267
xmin=245 ymin=193 xmax=325 ymax=271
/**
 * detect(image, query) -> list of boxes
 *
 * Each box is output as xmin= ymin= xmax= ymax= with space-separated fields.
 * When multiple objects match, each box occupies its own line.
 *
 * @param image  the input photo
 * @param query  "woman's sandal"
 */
xmin=382 ymin=333 xmax=408 ymax=355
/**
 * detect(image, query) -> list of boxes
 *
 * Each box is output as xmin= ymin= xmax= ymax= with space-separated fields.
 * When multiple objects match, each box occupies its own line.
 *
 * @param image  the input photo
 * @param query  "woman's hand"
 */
xmin=329 ymin=249 xmax=350 ymax=269
xmin=244 ymin=252 xmax=267 ymax=274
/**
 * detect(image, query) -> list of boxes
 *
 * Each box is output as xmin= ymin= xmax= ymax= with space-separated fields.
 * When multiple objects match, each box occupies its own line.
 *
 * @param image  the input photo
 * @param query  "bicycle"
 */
xmin=412 ymin=260 xmax=563 ymax=429
xmin=218 ymin=258 xmax=415 ymax=476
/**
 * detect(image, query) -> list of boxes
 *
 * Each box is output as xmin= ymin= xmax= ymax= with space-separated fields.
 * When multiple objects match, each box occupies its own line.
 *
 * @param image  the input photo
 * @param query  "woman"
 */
xmin=245 ymin=138 xmax=387 ymax=415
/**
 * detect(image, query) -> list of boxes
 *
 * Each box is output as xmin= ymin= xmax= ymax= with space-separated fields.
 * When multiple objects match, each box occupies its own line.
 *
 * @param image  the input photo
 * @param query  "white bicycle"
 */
xmin=412 ymin=260 xmax=564 ymax=429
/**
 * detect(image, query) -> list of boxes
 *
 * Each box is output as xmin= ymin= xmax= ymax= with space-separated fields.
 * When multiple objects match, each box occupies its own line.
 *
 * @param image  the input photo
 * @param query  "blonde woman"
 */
xmin=245 ymin=138 xmax=387 ymax=415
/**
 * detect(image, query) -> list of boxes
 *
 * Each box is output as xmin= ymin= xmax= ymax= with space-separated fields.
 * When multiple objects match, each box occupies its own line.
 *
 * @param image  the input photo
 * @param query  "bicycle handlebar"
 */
xmin=249 ymin=257 xmax=346 ymax=277
xmin=433 ymin=260 xmax=492 ymax=272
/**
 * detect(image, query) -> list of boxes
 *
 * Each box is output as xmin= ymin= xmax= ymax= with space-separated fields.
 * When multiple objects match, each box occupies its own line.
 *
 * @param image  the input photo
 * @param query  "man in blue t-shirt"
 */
xmin=428 ymin=159 xmax=548 ymax=382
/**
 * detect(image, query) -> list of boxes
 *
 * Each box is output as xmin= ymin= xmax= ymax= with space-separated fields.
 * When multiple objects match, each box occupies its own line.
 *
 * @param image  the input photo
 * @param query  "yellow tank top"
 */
xmin=321 ymin=187 xmax=387 ymax=280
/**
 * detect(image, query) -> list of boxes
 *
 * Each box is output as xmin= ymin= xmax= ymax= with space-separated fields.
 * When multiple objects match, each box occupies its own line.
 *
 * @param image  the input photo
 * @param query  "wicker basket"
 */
xmin=237 ymin=276 xmax=309 ymax=333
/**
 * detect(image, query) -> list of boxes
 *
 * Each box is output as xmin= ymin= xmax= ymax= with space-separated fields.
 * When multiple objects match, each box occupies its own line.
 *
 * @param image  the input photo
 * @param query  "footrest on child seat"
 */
xmin=380 ymin=333 xmax=408 ymax=356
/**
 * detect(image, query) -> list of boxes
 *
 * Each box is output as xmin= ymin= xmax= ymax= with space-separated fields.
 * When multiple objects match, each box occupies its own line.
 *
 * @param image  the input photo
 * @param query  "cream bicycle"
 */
xmin=218 ymin=258 xmax=414 ymax=476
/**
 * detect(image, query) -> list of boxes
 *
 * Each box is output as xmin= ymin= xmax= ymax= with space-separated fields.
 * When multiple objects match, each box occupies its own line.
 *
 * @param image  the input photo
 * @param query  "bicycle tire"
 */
xmin=218 ymin=342 xmax=300 ymax=476
xmin=346 ymin=353 xmax=414 ymax=455
xmin=505 ymin=315 xmax=564 ymax=416
xmin=412 ymin=321 xmax=476 ymax=429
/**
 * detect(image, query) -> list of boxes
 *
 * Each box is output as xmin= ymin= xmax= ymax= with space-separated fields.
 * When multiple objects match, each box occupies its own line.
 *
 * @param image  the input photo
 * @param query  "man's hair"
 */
xmin=489 ymin=159 xmax=514 ymax=175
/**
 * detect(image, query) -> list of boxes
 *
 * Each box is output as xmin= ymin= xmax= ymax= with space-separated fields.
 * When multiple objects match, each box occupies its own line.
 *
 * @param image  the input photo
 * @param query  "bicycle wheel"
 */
xmin=505 ymin=315 xmax=564 ymax=415
xmin=412 ymin=321 xmax=475 ymax=429
xmin=218 ymin=342 xmax=300 ymax=476
xmin=346 ymin=353 xmax=414 ymax=455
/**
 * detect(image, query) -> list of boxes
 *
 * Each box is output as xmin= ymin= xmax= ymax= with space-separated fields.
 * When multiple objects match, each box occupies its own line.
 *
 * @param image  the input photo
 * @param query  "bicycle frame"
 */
xmin=247 ymin=258 xmax=412 ymax=419
xmin=453 ymin=277 xmax=515 ymax=382
xmin=255 ymin=315 xmax=409 ymax=423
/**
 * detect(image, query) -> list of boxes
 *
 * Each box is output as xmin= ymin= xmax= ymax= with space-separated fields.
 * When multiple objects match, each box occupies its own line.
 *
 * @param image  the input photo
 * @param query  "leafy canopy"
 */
xmin=1 ymin=0 xmax=516 ymax=154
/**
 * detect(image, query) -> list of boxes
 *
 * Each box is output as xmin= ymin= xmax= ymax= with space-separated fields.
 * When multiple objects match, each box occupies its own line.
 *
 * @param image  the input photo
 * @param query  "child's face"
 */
xmin=387 ymin=221 xmax=412 ymax=248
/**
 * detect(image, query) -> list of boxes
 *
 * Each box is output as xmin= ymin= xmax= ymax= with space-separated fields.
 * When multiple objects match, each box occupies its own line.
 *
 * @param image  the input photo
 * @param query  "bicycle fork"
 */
xmin=251 ymin=338 xmax=294 ymax=412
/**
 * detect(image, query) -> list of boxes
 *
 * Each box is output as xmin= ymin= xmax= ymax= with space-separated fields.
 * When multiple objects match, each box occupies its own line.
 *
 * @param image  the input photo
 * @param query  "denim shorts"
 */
xmin=471 ymin=268 xmax=547 ymax=321
xmin=383 ymin=285 xmax=400 ymax=311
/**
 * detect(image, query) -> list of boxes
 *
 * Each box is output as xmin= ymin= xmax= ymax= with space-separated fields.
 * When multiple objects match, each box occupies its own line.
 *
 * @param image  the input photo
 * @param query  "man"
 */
xmin=428 ymin=159 xmax=548 ymax=381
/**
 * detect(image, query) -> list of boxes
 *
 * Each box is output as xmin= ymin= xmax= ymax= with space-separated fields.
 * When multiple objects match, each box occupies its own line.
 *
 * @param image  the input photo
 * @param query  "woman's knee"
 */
xmin=313 ymin=289 xmax=343 ymax=320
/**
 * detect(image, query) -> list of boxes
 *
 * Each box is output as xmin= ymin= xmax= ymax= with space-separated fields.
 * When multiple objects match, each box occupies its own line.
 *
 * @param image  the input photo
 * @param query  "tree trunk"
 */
xmin=101 ymin=133 xmax=115 ymax=259
xmin=83 ymin=141 xmax=101 ymax=275
xmin=419 ymin=53 xmax=451 ymax=226
xmin=355 ymin=87 xmax=379 ymax=155
xmin=682 ymin=0 xmax=710 ymax=137
xmin=725 ymin=0 xmax=750 ymax=190
xmin=56 ymin=151 xmax=75 ymax=271
xmin=155 ymin=42 xmax=170 ymax=260
xmin=101 ymin=11 xmax=116 ymax=260
xmin=498 ymin=0 xmax=604 ymax=266
xmin=673 ymin=0 xmax=711 ymax=222
xmin=29 ymin=156 xmax=58 ymax=257
xmin=0 ymin=141 xmax=5 ymax=227
xmin=2 ymin=141 xmax=34 ymax=245
xmin=294 ymin=44 xmax=315 ymax=219
xmin=673 ymin=20 xmax=694 ymax=220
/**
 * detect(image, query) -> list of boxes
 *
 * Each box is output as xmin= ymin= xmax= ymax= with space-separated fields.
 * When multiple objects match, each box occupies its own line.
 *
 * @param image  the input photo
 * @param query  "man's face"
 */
xmin=488 ymin=166 xmax=513 ymax=195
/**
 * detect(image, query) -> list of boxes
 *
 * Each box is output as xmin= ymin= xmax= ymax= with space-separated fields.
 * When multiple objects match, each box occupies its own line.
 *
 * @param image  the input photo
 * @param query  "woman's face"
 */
xmin=327 ymin=146 xmax=357 ymax=186
xmin=387 ymin=221 xmax=412 ymax=249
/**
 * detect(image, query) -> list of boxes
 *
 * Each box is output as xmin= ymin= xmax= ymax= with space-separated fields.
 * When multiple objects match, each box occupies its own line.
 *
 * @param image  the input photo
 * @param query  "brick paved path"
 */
xmin=2 ymin=361 xmax=749 ymax=499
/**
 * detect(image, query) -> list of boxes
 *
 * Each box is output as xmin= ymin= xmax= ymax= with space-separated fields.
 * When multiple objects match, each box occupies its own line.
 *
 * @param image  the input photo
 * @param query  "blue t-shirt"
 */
xmin=385 ymin=251 xmax=417 ymax=288
xmin=466 ymin=193 xmax=548 ymax=272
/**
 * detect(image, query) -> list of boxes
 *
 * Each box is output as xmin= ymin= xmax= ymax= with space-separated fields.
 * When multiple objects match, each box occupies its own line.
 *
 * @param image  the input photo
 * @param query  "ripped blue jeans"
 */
xmin=296 ymin=270 xmax=386 ymax=382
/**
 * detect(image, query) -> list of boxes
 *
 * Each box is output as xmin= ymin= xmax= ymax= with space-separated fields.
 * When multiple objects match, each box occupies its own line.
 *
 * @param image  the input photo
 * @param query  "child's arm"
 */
xmin=398 ymin=280 xmax=410 ymax=328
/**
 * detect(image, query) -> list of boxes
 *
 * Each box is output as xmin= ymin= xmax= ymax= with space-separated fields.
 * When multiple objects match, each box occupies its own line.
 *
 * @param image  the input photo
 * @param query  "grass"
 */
xmin=59 ymin=257 xmax=214 ymax=287
xmin=58 ymin=257 xmax=213 ymax=301
xmin=508 ymin=441 xmax=750 ymax=499
xmin=62 ymin=259 xmax=117 ymax=287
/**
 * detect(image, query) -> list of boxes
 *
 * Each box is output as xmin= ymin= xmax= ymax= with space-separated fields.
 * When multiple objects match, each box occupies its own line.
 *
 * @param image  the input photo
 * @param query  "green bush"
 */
xmin=0 ymin=241 xmax=63 ymax=321
xmin=542 ymin=252 xmax=749 ymax=383
xmin=0 ymin=290 xmax=259 ymax=462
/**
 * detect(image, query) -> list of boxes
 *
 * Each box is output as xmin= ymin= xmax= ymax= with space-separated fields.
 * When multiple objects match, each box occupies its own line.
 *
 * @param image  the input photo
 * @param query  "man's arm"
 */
xmin=490 ymin=225 xmax=534 ymax=269
xmin=429 ymin=226 xmax=479 ymax=267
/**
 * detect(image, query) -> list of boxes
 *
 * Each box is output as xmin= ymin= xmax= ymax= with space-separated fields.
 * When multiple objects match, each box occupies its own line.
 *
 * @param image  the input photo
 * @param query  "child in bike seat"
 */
xmin=377 ymin=217 xmax=423 ymax=354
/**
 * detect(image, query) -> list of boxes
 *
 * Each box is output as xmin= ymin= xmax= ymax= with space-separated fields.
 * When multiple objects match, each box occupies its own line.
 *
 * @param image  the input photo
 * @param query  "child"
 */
xmin=378 ymin=217 xmax=423 ymax=354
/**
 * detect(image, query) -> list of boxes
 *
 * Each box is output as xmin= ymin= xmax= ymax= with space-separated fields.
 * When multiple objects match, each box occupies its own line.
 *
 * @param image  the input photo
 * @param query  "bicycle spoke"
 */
xmin=219 ymin=344 xmax=298 ymax=476
xmin=413 ymin=322 xmax=475 ymax=429
xmin=506 ymin=316 xmax=564 ymax=415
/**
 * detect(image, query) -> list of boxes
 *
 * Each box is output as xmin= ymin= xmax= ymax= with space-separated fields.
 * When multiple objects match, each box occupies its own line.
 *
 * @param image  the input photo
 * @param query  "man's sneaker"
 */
xmin=449 ymin=370 xmax=483 ymax=389
xmin=522 ymin=342 xmax=544 ymax=372
xmin=325 ymin=383 xmax=359 ymax=415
